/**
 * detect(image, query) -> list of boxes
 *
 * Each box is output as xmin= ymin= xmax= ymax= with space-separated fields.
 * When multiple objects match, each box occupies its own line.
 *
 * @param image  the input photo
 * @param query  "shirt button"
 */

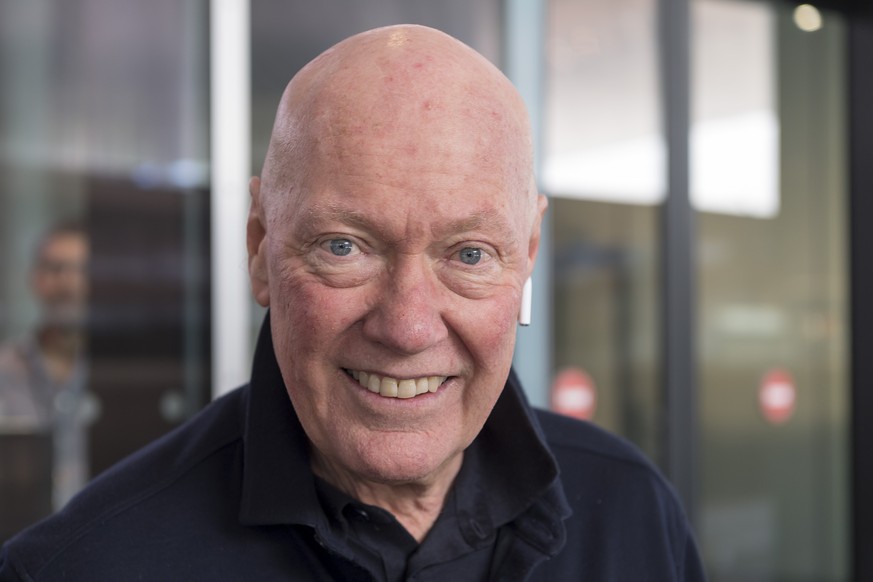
xmin=470 ymin=518 xmax=487 ymax=539
xmin=353 ymin=508 xmax=370 ymax=521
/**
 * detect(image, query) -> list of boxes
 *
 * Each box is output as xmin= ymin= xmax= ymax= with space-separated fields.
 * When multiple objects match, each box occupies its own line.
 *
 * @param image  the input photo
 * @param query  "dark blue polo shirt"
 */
xmin=0 ymin=315 xmax=706 ymax=581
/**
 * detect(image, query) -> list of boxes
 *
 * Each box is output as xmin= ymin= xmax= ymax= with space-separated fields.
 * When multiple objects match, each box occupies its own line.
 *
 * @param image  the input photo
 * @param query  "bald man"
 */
xmin=0 ymin=26 xmax=705 ymax=581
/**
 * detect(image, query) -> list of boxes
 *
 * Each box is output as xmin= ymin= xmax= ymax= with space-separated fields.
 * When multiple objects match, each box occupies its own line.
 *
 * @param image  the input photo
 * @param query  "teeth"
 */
xmin=397 ymin=380 xmax=416 ymax=399
xmin=380 ymin=377 xmax=398 ymax=397
xmin=348 ymin=369 xmax=448 ymax=399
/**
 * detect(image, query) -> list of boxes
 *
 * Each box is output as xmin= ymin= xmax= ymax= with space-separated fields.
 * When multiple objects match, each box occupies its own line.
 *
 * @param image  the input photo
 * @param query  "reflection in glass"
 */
xmin=694 ymin=1 xmax=849 ymax=579
xmin=0 ymin=223 xmax=95 ymax=538
xmin=544 ymin=0 xmax=663 ymax=461
xmin=551 ymin=199 xmax=662 ymax=460
xmin=690 ymin=0 xmax=779 ymax=218
xmin=543 ymin=0 xmax=663 ymax=206
xmin=0 ymin=0 xmax=211 ymax=541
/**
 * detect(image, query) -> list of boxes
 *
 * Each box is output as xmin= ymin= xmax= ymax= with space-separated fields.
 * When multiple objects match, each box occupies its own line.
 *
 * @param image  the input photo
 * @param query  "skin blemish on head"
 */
xmin=412 ymin=54 xmax=435 ymax=69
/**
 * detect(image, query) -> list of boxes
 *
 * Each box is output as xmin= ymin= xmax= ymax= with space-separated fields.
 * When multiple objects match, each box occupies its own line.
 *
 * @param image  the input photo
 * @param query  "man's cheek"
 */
xmin=462 ymin=296 xmax=519 ymax=360
xmin=282 ymin=278 xmax=365 ymax=332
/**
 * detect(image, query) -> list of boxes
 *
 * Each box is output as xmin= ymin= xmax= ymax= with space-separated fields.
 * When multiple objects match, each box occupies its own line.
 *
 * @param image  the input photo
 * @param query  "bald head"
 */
xmin=259 ymin=25 xmax=535 ymax=220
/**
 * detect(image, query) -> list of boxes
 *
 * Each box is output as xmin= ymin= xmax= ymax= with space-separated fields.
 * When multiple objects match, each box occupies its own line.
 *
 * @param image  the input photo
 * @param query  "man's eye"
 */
xmin=328 ymin=239 xmax=356 ymax=256
xmin=458 ymin=247 xmax=482 ymax=265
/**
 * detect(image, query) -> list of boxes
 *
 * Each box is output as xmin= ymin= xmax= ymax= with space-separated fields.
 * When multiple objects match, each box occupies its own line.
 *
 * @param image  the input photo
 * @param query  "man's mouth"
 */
xmin=343 ymin=369 xmax=449 ymax=399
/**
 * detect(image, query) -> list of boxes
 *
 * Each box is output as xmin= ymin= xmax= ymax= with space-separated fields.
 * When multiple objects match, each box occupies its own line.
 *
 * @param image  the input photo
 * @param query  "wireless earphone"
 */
xmin=519 ymin=277 xmax=532 ymax=326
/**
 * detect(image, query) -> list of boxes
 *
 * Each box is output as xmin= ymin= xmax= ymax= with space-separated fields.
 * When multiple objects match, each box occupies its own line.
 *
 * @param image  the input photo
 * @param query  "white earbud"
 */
xmin=518 ymin=277 xmax=532 ymax=326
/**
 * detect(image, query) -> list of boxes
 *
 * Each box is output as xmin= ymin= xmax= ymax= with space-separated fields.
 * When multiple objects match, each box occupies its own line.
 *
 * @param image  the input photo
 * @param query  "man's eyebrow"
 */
xmin=437 ymin=209 xmax=518 ymax=240
xmin=295 ymin=204 xmax=519 ymax=240
xmin=294 ymin=205 xmax=374 ymax=230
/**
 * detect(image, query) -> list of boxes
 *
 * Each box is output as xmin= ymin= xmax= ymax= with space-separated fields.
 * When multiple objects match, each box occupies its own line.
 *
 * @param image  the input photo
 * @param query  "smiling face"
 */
xmin=248 ymin=26 xmax=546 ymax=487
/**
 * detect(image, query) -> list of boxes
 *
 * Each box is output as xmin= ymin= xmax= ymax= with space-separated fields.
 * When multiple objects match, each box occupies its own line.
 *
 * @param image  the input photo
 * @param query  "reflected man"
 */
xmin=0 ymin=222 xmax=94 ymax=514
xmin=0 ymin=26 xmax=705 ymax=580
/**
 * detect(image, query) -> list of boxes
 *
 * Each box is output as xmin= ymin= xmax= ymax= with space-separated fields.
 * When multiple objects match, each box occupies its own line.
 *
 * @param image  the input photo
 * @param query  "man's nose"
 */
xmin=362 ymin=258 xmax=449 ymax=355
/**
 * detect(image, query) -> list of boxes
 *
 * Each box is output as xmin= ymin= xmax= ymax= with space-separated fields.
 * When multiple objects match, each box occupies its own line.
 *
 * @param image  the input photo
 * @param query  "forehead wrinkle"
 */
xmin=293 ymin=204 xmax=379 ymax=235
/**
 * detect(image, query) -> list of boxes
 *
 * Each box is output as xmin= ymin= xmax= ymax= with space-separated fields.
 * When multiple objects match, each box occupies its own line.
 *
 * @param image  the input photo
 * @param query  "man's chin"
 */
xmin=346 ymin=437 xmax=464 ymax=488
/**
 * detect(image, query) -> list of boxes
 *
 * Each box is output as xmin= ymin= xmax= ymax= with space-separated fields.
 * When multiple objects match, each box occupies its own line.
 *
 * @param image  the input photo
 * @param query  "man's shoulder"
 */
xmin=534 ymin=408 xmax=681 ymax=507
xmin=531 ymin=410 xmax=704 ymax=580
xmin=535 ymin=408 xmax=656 ymax=469
xmin=1 ymin=386 xmax=249 ymax=580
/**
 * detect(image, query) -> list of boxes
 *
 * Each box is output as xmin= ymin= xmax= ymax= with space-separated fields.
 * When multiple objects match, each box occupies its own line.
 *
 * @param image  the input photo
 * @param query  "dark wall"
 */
xmin=87 ymin=177 xmax=210 ymax=475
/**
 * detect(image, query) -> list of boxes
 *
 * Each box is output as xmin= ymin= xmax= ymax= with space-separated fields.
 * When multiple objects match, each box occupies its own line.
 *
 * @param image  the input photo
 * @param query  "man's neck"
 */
xmin=311 ymin=450 xmax=463 ymax=542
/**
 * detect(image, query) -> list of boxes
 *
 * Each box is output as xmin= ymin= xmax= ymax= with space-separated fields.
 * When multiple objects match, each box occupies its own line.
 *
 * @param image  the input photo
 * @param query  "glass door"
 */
xmin=0 ymin=0 xmax=211 ymax=541
xmin=544 ymin=0 xmax=850 ymax=579
xmin=693 ymin=1 xmax=849 ymax=579
xmin=545 ymin=0 xmax=666 ymax=462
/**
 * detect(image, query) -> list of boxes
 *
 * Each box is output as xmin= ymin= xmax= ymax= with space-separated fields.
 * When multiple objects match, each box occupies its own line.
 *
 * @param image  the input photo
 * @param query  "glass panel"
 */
xmin=0 ymin=0 xmax=210 ymax=541
xmin=543 ymin=0 xmax=664 ymax=206
xmin=693 ymin=1 xmax=849 ymax=580
xmin=550 ymin=200 xmax=662 ymax=457
xmin=690 ymin=0 xmax=779 ymax=218
xmin=544 ymin=0 xmax=663 ymax=460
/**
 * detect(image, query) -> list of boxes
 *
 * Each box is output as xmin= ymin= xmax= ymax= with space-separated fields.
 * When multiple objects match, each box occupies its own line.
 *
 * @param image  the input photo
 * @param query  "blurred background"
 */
xmin=1 ymin=0 xmax=871 ymax=580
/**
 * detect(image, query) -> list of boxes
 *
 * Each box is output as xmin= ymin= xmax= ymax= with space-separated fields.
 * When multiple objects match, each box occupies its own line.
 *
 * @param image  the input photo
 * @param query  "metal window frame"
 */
xmin=505 ymin=0 xmax=553 ymax=409
xmin=210 ymin=0 xmax=252 ymax=398
xmin=849 ymin=7 xmax=873 ymax=581
xmin=658 ymin=0 xmax=698 ymax=526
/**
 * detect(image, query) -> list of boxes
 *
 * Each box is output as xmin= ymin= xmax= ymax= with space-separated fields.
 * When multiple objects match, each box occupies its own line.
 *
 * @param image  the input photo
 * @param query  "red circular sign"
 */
xmin=759 ymin=369 xmax=796 ymax=424
xmin=551 ymin=368 xmax=597 ymax=421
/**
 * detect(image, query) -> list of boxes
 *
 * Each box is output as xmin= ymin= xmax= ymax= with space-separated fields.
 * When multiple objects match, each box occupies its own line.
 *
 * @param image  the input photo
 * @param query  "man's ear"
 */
xmin=247 ymin=177 xmax=270 ymax=307
xmin=526 ymin=194 xmax=549 ymax=277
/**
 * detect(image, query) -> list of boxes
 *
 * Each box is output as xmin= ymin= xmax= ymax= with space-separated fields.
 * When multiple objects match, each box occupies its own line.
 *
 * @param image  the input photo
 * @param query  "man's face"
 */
xmin=31 ymin=233 xmax=89 ymax=328
xmin=249 ymin=42 xmax=543 ymax=486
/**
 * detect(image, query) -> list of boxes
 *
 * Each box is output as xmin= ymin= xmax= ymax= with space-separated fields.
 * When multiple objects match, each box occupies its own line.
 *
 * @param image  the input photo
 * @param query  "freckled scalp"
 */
xmin=259 ymin=25 xmax=536 ymax=223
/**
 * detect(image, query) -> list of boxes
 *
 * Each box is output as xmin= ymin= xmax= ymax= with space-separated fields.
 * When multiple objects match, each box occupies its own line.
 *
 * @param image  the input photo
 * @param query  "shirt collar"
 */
xmin=238 ymin=312 xmax=325 ymax=529
xmin=239 ymin=311 xmax=571 ymax=551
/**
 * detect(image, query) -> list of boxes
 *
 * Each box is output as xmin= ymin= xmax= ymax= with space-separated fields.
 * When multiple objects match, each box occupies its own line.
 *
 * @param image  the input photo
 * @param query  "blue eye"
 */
xmin=329 ymin=239 xmax=354 ymax=256
xmin=458 ymin=247 xmax=482 ymax=265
